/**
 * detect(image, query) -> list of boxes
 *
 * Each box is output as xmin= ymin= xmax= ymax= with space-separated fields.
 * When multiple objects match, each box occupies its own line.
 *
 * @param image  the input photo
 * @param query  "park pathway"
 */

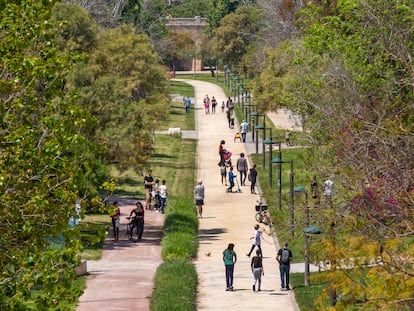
xmin=176 ymin=79 xmax=298 ymax=311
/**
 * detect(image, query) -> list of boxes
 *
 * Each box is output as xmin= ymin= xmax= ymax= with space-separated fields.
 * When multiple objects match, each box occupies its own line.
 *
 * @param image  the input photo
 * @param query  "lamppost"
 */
xmin=263 ymin=139 xmax=281 ymax=188
xmin=294 ymin=186 xmax=310 ymax=286
xmin=252 ymin=112 xmax=265 ymax=149
xmin=271 ymin=158 xmax=294 ymax=237
xmin=261 ymin=128 xmax=272 ymax=169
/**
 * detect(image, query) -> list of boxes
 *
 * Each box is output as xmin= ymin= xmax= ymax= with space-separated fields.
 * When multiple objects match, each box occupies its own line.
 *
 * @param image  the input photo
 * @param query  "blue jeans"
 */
xmin=241 ymin=132 xmax=247 ymax=142
xmin=225 ymin=264 xmax=234 ymax=289
xmin=279 ymin=264 xmax=290 ymax=289
xmin=159 ymin=197 xmax=166 ymax=213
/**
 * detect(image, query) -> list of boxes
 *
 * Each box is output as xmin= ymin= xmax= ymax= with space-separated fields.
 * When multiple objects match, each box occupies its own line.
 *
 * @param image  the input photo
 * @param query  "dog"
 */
xmin=234 ymin=132 xmax=241 ymax=142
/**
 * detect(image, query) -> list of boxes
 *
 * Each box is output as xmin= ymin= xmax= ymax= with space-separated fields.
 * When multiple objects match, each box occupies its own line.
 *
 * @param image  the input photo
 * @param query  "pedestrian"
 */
xmin=249 ymin=164 xmax=258 ymax=194
xmin=227 ymin=98 xmax=234 ymax=112
xmin=236 ymin=153 xmax=248 ymax=186
xmin=311 ymin=176 xmax=320 ymax=207
xmin=153 ymin=178 xmax=160 ymax=210
xmin=220 ymin=164 xmax=228 ymax=186
xmin=158 ymin=180 xmax=168 ymax=214
xmin=183 ymin=96 xmax=191 ymax=113
xmin=276 ymin=242 xmax=293 ymax=291
xmin=110 ymin=201 xmax=120 ymax=241
xmin=285 ymin=131 xmax=291 ymax=146
xmin=223 ymin=243 xmax=237 ymax=291
xmin=130 ymin=201 xmax=145 ymax=242
xmin=194 ymin=180 xmax=205 ymax=218
xmin=227 ymin=166 xmax=236 ymax=192
xmin=229 ymin=112 xmax=235 ymax=129
xmin=211 ymin=96 xmax=217 ymax=114
xmin=246 ymin=224 xmax=262 ymax=257
xmin=226 ymin=110 xmax=231 ymax=127
xmin=218 ymin=140 xmax=225 ymax=167
xmin=203 ymin=94 xmax=210 ymax=114
xmin=324 ymin=178 xmax=334 ymax=207
xmin=221 ymin=101 xmax=225 ymax=112
xmin=240 ymin=119 xmax=249 ymax=142
xmin=144 ymin=169 xmax=154 ymax=210
xmin=251 ymin=249 xmax=264 ymax=291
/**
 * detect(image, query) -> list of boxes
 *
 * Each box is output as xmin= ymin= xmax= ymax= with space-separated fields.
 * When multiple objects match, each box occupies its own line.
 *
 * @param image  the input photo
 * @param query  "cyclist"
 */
xmin=130 ymin=201 xmax=145 ymax=241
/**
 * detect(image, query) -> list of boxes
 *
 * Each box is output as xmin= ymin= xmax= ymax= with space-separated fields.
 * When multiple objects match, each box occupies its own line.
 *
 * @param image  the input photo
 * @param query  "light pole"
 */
xmin=264 ymin=138 xmax=281 ymax=187
xmin=253 ymin=113 xmax=266 ymax=153
xmin=294 ymin=186 xmax=310 ymax=286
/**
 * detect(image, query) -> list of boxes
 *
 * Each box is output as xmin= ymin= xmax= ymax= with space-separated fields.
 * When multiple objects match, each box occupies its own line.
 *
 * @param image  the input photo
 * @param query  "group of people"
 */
xmin=222 ymin=233 xmax=293 ymax=292
xmin=109 ymin=169 xmax=169 ymax=242
xmin=218 ymin=140 xmax=258 ymax=194
xmin=109 ymin=200 xmax=145 ymax=242
xmin=202 ymin=94 xmax=219 ymax=114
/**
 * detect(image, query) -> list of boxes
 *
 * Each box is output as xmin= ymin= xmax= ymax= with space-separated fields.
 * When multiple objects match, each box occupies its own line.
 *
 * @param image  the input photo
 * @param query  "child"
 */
xmin=221 ymin=101 xmax=225 ymax=112
xmin=220 ymin=165 xmax=228 ymax=186
xmin=227 ymin=166 xmax=236 ymax=192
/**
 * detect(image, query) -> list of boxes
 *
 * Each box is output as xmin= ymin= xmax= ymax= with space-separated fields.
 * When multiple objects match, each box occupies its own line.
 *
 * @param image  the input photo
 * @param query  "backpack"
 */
xmin=281 ymin=249 xmax=290 ymax=264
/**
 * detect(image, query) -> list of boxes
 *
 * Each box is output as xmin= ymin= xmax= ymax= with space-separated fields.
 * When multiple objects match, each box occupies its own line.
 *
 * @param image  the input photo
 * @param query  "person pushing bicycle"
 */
xmin=130 ymin=201 xmax=145 ymax=242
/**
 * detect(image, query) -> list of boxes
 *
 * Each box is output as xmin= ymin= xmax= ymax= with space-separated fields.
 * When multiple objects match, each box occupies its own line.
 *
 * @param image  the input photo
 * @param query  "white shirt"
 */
xmin=324 ymin=179 xmax=334 ymax=196
xmin=159 ymin=185 xmax=167 ymax=199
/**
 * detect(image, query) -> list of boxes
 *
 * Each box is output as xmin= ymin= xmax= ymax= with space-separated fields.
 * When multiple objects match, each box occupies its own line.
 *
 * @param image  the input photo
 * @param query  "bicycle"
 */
xmin=126 ymin=216 xmax=144 ymax=242
xmin=255 ymin=199 xmax=271 ymax=225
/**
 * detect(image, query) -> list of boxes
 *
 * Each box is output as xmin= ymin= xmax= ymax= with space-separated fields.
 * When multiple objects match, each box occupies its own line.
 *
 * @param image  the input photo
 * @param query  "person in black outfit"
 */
xmin=251 ymin=249 xmax=264 ymax=291
xmin=130 ymin=201 xmax=145 ymax=242
xmin=249 ymin=164 xmax=258 ymax=194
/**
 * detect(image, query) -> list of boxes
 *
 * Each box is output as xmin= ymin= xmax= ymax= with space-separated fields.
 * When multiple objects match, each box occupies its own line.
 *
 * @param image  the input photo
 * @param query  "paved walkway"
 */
xmin=178 ymin=79 xmax=298 ymax=311
xmin=76 ymin=80 xmax=311 ymax=311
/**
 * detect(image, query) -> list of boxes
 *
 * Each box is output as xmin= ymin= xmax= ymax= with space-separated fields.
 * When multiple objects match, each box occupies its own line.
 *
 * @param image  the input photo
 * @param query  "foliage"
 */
xmin=210 ymin=6 xmax=261 ymax=69
xmin=252 ymin=0 xmax=414 ymax=308
xmin=51 ymin=2 xmax=99 ymax=54
xmin=167 ymin=0 xmax=212 ymax=18
xmin=67 ymin=24 xmax=170 ymax=172
xmin=206 ymin=0 xmax=240 ymax=35
xmin=0 ymin=1 xmax=101 ymax=308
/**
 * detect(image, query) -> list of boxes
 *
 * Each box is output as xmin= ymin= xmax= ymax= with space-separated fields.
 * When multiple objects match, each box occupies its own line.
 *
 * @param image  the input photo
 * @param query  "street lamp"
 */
xmin=294 ymin=186 xmax=310 ymax=286
xmin=264 ymin=139 xmax=281 ymax=188
xmin=261 ymin=128 xmax=272 ymax=168
xmin=252 ymin=112 xmax=265 ymax=149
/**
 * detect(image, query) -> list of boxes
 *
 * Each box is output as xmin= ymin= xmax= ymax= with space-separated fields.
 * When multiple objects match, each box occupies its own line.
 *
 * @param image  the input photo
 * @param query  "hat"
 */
xmin=242 ymin=120 xmax=245 ymax=122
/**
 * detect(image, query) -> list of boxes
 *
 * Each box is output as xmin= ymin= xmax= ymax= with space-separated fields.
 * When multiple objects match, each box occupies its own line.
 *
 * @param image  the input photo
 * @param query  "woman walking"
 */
xmin=110 ymin=201 xmax=120 ymax=241
xmin=251 ymin=249 xmax=264 ymax=291
xmin=223 ymin=243 xmax=237 ymax=291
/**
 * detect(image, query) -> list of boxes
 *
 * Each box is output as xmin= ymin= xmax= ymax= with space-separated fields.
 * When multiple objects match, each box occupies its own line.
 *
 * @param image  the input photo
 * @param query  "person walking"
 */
xmin=144 ymin=170 xmax=154 ymax=210
xmin=251 ymin=249 xmax=264 ymax=291
xmin=227 ymin=166 xmax=236 ymax=192
xmin=223 ymin=243 xmax=237 ymax=291
xmin=276 ymin=242 xmax=293 ymax=291
xmin=246 ymin=224 xmax=262 ymax=257
xmin=110 ymin=201 xmax=121 ymax=241
xmin=158 ymin=180 xmax=168 ymax=214
xmin=183 ymin=96 xmax=191 ymax=113
xmin=194 ymin=180 xmax=205 ymax=218
xmin=220 ymin=164 xmax=228 ymax=186
xmin=211 ymin=96 xmax=217 ymax=114
xmin=285 ymin=130 xmax=291 ymax=146
xmin=221 ymin=101 xmax=225 ymax=113
xmin=240 ymin=119 xmax=249 ymax=142
xmin=130 ymin=201 xmax=145 ymax=242
xmin=249 ymin=164 xmax=258 ymax=194
xmin=236 ymin=153 xmax=248 ymax=186
xmin=218 ymin=140 xmax=225 ymax=167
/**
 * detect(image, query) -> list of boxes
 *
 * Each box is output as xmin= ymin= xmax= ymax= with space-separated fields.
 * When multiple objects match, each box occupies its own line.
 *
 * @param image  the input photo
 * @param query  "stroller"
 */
xmin=223 ymin=149 xmax=232 ymax=167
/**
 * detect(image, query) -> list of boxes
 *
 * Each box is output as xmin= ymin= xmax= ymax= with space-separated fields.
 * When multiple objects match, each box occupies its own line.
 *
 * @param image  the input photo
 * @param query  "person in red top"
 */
xmin=110 ymin=201 xmax=121 ymax=241
xmin=218 ymin=140 xmax=225 ymax=167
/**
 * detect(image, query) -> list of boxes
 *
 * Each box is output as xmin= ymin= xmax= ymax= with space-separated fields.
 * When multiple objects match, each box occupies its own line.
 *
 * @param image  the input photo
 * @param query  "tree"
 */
xmin=252 ymin=0 xmax=414 ymax=308
xmin=210 ymin=6 xmax=260 ymax=69
xmin=0 ymin=1 xmax=101 ymax=308
xmin=67 ymin=25 xmax=170 ymax=172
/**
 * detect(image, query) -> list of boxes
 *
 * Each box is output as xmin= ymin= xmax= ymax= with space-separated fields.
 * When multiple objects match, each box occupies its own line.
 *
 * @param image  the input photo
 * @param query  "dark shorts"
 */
xmin=196 ymin=199 xmax=204 ymax=206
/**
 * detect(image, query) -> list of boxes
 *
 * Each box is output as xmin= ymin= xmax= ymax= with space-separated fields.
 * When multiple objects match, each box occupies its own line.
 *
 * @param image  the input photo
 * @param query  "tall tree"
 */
xmin=0 ymin=1 xmax=100 ymax=308
xmin=67 ymin=25 xmax=169 ymax=172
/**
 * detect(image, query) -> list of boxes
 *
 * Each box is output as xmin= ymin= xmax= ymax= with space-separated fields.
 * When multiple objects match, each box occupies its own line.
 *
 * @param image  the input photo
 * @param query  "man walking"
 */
xmin=276 ymin=242 xmax=293 ymax=291
xmin=240 ymin=120 xmax=248 ymax=142
xmin=246 ymin=224 xmax=262 ymax=257
xmin=236 ymin=153 xmax=248 ymax=186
